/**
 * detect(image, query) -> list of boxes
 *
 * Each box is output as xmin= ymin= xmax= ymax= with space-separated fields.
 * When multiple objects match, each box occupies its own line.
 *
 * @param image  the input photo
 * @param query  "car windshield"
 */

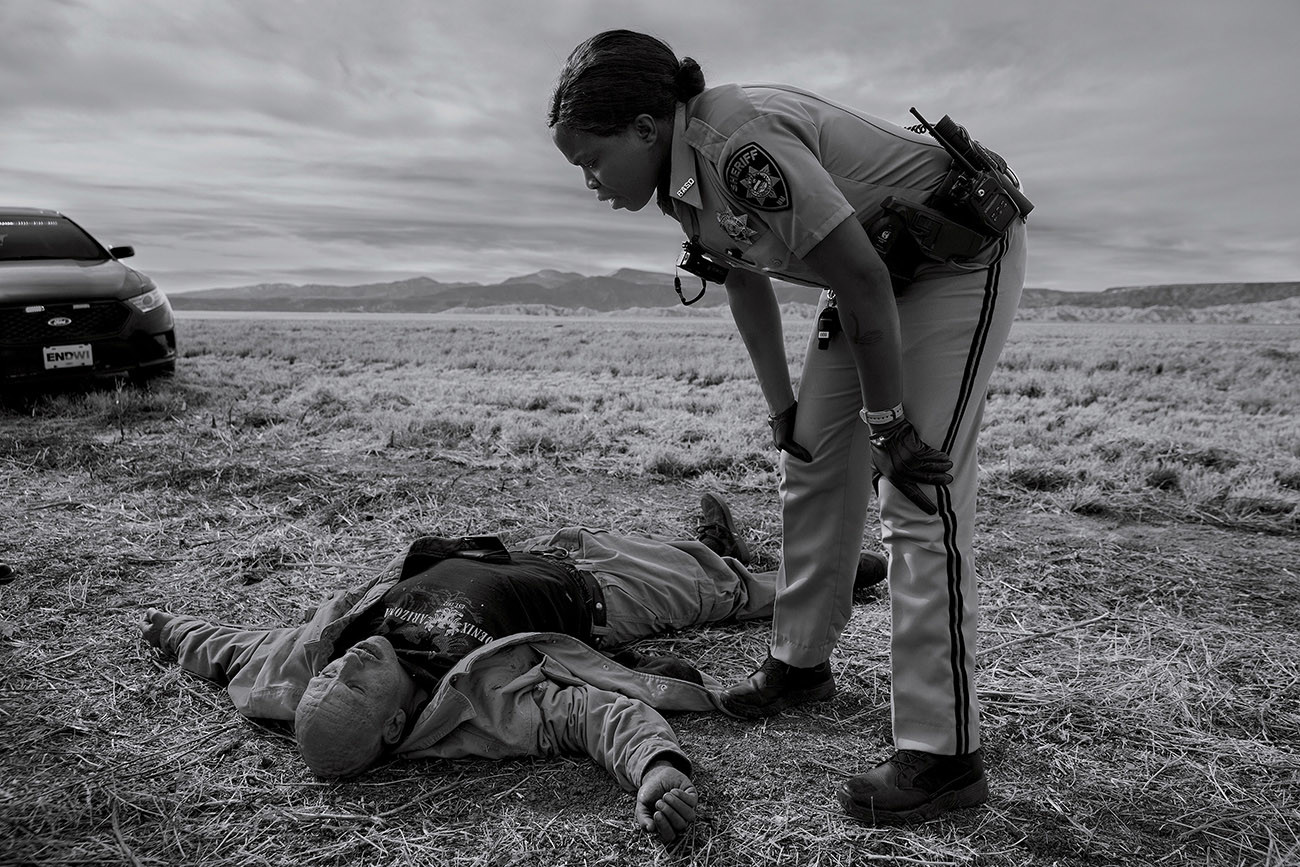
xmin=0 ymin=216 xmax=108 ymax=261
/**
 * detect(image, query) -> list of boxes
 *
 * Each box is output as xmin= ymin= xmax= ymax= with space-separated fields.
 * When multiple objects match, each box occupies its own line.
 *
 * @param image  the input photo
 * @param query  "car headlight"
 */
xmin=127 ymin=287 xmax=168 ymax=313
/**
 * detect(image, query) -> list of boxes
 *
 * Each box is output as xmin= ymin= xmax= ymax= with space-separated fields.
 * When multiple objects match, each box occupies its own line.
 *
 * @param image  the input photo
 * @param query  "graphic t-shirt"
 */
xmin=338 ymin=552 xmax=588 ymax=687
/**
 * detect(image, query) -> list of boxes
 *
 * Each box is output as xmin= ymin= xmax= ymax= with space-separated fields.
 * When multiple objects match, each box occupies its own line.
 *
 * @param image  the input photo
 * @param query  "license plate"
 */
xmin=43 ymin=344 xmax=94 ymax=369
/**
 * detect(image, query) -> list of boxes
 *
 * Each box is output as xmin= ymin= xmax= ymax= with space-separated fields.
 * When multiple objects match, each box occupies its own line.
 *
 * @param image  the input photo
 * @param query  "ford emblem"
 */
xmin=48 ymin=317 xmax=73 ymax=327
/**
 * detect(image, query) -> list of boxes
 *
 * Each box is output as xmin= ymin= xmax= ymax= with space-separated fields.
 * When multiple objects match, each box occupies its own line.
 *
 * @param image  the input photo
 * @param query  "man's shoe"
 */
xmin=855 ymin=551 xmax=888 ymax=590
xmin=720 ymin=655 xmax=835 ymax=718
xmin=697 ymin=493 xmax=751 ymax=564
xmin=837 ymin=749 xmax=988 ymax=825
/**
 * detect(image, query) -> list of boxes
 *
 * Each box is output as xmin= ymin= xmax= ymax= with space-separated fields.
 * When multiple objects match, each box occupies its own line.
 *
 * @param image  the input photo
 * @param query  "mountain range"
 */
xmin=169 ymin=270 xmax=1300 ymax=317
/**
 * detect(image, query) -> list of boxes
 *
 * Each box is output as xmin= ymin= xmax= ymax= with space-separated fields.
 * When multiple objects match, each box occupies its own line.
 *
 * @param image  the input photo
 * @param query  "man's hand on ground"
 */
xmin=139 ymin=608 xmax=175 ymax=649
xmin=636 ymin=759 xmax=698 ymax=844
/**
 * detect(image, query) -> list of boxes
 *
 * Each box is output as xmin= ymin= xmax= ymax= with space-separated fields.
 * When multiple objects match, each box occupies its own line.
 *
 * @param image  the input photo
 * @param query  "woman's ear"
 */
xmin=632 ymin=113 xmax=660 ymax=144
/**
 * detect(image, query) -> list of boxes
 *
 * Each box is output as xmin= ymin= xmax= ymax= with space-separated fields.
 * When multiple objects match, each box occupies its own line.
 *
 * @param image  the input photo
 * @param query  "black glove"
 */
xmin=769 ymin=402 xmax=813 ymax=462
xmin=868 ymin=418 xmax=953 ymax=515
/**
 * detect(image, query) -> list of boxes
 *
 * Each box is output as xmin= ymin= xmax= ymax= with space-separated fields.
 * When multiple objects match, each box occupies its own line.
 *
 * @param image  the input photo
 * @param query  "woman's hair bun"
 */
xmin=674 ymin=57 xmax=706 ymax=100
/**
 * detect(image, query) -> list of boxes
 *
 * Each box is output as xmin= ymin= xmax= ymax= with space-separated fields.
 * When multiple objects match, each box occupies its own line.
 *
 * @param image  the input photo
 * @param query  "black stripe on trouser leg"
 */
xmin=936 ymin=234 xmax=1008 ymax=752
xmin=938 ymin=483 xmax=970 ymax=753
xmin=943 ymin=235 xmax=1008 ymax=454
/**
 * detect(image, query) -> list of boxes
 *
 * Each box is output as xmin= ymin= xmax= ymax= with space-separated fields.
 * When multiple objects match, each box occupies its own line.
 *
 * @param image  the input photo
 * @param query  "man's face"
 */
xmin=552 ymin=120 xmax=664 ymax=212
xmin=295 ymin=635 xmax=413 ymax=777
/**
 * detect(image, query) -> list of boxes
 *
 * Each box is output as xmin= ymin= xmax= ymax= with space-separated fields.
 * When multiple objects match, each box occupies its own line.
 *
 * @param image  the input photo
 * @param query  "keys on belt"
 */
xmin=817 ymin=303 xmax=841 ymax=350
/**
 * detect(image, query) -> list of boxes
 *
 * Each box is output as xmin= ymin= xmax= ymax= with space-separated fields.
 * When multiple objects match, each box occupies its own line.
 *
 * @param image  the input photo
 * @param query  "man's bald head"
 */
xmin=294 ymin=636 xmax=414 ymax=778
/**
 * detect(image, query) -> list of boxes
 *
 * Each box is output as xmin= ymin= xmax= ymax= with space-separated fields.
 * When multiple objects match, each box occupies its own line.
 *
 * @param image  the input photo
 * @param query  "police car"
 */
xmin=0 ymin=207 xmax=176 ymax=389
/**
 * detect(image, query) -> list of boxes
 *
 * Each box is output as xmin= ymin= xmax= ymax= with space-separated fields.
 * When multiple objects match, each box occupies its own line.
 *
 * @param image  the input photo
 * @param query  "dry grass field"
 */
xmin=1 ymin=314 xmax=1297 ymax=867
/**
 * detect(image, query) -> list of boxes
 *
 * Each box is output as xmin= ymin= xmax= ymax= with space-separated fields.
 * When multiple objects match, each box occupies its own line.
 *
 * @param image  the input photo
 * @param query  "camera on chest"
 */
xmin=676 ymin=237 xmax=730 ymax=285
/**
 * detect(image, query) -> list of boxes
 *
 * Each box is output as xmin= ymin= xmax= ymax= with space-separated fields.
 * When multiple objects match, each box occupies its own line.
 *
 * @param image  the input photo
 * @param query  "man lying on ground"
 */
xmin=139 ymin=494 xmax=886 ymax=844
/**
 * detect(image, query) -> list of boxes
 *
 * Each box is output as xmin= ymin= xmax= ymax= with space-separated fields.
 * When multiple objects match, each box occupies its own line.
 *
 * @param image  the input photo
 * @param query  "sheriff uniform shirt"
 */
xmin=661 ymin=83 xmax=953 ymax=288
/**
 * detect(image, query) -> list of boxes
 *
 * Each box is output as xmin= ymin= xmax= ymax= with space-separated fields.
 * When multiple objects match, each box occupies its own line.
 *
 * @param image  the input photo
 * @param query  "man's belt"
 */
xmin=524 ymin=546 xmax=611 ymax=648
xmin=575 ymin=566 xmax=610 ymax=648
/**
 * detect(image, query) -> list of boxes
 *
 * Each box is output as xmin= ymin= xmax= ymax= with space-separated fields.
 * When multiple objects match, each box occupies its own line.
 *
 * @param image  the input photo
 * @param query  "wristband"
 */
xmin=860 ymin=404 xmax=904 ymax=427
xmin=770 ymin=402 xmax=797 ymax=423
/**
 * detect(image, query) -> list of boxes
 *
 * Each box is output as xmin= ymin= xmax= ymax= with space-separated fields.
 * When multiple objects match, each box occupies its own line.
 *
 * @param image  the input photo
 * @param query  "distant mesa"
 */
xmin=168 ymin=272 xmax=1300 ymax=322
xmin=170 ymin=269 xmax=727 ymax=313
xmin=1017 ymin=282 xmax=1300 ymax=309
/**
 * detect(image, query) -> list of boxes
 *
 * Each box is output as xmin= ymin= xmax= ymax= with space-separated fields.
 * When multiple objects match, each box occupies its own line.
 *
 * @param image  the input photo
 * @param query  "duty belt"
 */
xmin=864 ymin=166 xmax=1017 ymax=290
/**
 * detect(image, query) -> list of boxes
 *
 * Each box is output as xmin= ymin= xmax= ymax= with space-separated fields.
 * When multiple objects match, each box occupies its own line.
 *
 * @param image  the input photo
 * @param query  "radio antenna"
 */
xmin=909 ymin=107 xmax=979 ymax=176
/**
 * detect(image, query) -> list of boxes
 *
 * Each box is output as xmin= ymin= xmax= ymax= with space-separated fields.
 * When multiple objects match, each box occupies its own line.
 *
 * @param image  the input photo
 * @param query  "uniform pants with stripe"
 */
xmin=772 ymin=222 xmax=1027 ymax=755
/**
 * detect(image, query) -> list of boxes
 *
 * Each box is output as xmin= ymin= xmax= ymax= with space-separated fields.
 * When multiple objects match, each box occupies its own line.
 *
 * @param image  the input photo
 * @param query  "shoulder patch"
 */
xmin=724 ymin=142 xmax=790 ymax=211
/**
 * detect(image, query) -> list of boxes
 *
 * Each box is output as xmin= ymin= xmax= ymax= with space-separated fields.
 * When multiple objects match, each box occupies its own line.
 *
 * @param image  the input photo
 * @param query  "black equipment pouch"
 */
xmin=882 ymin=197 xmax=987 ymax=260
xmin=930 ymin=166 xmax=1021 ymax=236
xmin=864 ymin=196 xmax=988 ymax=291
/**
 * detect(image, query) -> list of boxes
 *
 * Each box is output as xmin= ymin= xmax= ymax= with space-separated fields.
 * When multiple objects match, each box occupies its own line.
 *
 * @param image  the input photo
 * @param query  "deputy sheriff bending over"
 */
xmin=139 ymin=494 xmax=887 ymax=844
xmin=550 ymin=31 xmax=1030 ymax=824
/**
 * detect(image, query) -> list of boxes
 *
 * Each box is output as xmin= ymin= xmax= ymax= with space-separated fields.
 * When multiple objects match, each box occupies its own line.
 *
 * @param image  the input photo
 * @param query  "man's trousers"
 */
xmin=522 ymin=527 xmax=777 ymax=648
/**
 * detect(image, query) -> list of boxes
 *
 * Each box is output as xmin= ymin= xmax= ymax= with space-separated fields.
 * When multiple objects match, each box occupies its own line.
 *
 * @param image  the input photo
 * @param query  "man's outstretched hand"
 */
xmin=139 ymin=607 xmax=176 ymax=649
xmin=636 ymin=758 xmax=698 ymax=844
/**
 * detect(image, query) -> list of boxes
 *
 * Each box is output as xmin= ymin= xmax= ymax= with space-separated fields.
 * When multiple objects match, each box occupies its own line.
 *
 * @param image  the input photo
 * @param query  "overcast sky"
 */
xmin=3 ymin=0 xmax=1297 ymax=293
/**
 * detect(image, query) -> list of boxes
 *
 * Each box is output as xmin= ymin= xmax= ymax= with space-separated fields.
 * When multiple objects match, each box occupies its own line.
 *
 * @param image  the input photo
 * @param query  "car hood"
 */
xmin=0 ymin=259 xmax=149 ymax=303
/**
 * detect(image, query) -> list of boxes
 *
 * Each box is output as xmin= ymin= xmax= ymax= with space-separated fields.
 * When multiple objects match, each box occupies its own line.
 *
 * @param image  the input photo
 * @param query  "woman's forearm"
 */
xmin=830 ymin=278 xmax=903 ymax=412
xmin=802 ymin=218 xmax=904 ymax=412
xmin=724 ymin=269 xmax=797 ymax=414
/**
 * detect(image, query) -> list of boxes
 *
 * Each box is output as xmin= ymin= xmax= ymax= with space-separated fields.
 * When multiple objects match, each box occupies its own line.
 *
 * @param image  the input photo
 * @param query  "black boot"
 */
xmin=720 ymin=655 xmax=835 ymax=718
xmin=696 ymin=492 xmax=751 ymax=564
xmin=837 ymin=749 xmax=988 ymax=825
xmin=855 ymin=551 xmax=887 ymax=590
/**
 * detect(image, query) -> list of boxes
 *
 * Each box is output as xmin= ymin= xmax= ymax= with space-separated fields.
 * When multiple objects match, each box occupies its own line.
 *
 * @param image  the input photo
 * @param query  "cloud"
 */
xmin=2 ymin=0 xmax=1298 ymax=293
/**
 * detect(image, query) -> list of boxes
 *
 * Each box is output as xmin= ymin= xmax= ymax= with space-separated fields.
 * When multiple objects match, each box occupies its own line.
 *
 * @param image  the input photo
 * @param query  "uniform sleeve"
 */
xmin=531 ymin=680 xmax=692 ymax=793
xmin=720 ymin=113 xmax=855 ymax=259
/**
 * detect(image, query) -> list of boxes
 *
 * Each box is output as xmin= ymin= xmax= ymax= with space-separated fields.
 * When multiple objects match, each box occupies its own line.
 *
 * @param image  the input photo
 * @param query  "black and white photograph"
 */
xmin=2 ymin=2 xmax=1297 ymax=865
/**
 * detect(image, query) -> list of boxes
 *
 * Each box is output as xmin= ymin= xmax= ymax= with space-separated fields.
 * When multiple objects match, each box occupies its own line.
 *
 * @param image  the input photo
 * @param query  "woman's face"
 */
xmin=552 ymin=116 xmax=666 ymax=212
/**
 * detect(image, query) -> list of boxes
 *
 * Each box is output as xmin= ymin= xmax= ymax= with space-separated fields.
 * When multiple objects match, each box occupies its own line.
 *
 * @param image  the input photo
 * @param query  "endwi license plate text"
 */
xmin=44 ymin=344 xmax=93 ymax=369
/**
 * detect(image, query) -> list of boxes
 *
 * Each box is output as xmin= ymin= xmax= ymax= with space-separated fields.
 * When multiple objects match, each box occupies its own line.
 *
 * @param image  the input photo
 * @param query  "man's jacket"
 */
xmin=155 ymin=539 xmax=727 ymax=791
